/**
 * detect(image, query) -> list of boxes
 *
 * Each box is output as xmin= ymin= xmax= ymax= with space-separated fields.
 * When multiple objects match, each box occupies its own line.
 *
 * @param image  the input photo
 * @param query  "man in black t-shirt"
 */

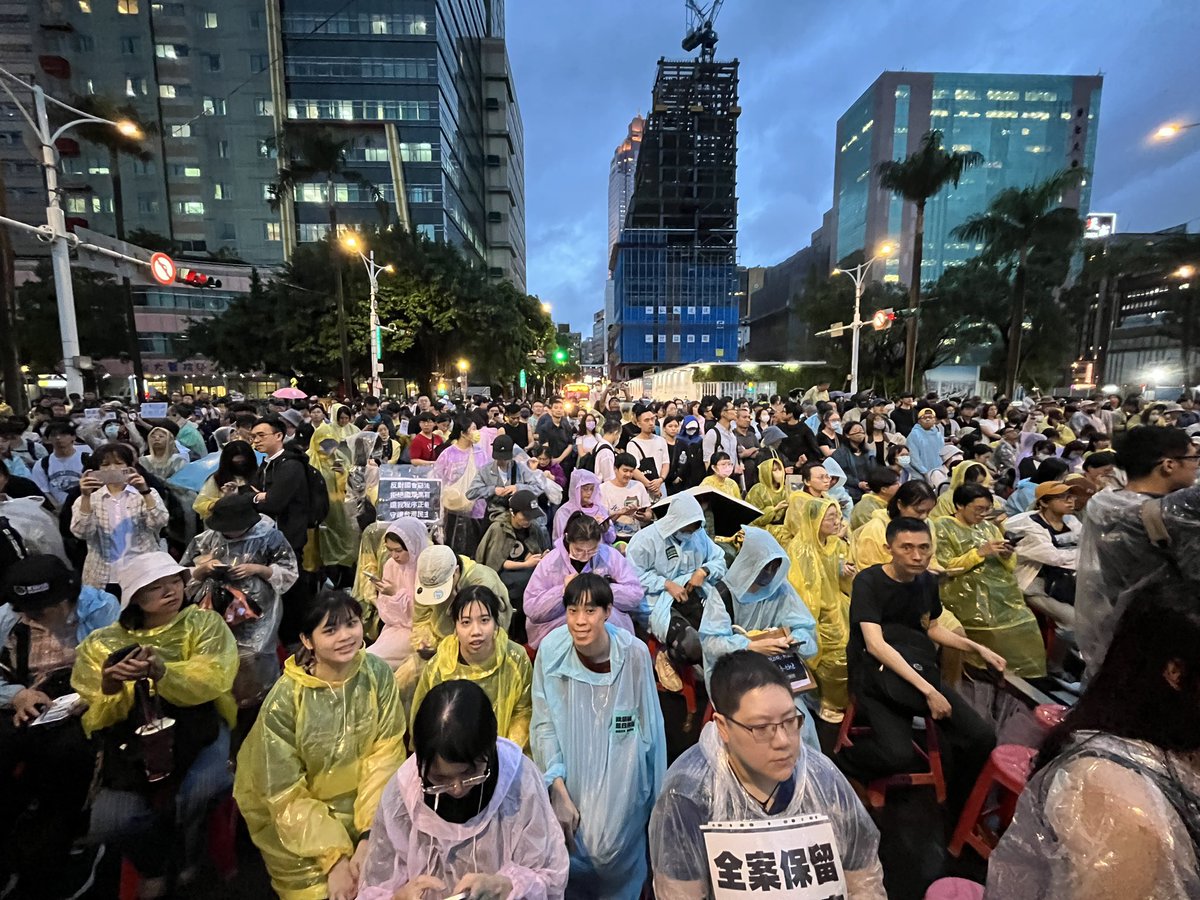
xmin=837 ymin=516 xmax=1001 ymax=815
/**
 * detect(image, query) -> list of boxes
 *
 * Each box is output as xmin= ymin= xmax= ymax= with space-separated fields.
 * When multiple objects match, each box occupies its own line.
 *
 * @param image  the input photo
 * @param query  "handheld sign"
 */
xmin=140 ymin=402 xmax=168 ymax=418
xmin=377 ymin=464 xmax=441 ymax=523
xmin=701 ymin=815 xmax=847 ymax=899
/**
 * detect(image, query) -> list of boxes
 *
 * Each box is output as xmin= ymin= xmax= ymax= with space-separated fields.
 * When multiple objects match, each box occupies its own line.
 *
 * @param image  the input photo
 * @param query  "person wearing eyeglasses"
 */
xmin=1078 ymin=425 xmax=1200 ymax=676
xmin=531 ymin=572 xmax=666 ymax=899
xmin=358 ymin=679 xmax=569 ymax=900
xmin=649 ymin=650 xmax=886 ymax=900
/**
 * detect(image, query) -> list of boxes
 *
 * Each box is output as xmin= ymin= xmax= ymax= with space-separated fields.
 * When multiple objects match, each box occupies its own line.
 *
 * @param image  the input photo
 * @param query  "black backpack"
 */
xmin=0 ymin=515 xmax=29 ymax=579
xmin=304 ymin=461 xmax=330 ymax=526
xmin=578 ymin=442 xmax=613 ymax=474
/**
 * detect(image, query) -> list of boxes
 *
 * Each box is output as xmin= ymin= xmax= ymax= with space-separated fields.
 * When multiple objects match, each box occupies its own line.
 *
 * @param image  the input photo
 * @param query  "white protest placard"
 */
xmin=701 ymin=814 xmax=847 ymax=899
xmin=377 ymin=464 xmax=442 ymax=523
xmin=140 ymin=402 xmax=168 ymax=419
xmin=83 ymin=408 xmax=102 ymax=421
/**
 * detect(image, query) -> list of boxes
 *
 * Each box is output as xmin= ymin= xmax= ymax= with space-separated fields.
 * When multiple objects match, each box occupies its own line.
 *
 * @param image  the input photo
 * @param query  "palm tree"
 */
xmin=70 ymin=95 xmax=154 ymax=399
xmin=952 ymin=169 xmax=1085 ymax=396
xmin=267 ymin=128 xmax=385 ymax=396
xmin=876 ymin=130 xmax=984 ymax=391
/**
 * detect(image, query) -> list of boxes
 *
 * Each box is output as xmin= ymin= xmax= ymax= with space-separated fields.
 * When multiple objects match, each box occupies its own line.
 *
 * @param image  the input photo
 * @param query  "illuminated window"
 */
xmin=929 ymin=109 xmax=948 ymax=117
xmin=117 ymin=0 xmax=138 ymax=13
xmin=202 ymin=97 xmax=225 ymax=116
xmin=954 ymin=89 xmax=977 ymax=100
xmin=255 ymin=98 xmax=274 ymax=116
xmin=203 ymin=11 xmax=217 ymax=27
xmin=175 ymin=201 xmax=204 ymax=215
xmin=986 ymin=90 xmax=1019 ymax=101
xmin=67 ymin=197 xmax=88 ymax=213
xmin=644 ymin=335 xmax=653 ymax=343
xmin=951 ymin=144 xmax=973 ymax=152
xmin=125 ymin=76 xmax=147 ymax=96
xmin=1024 ymin=90 xmax=1057 ymax=101
xmin=159 ymin=85 xmax=176 ymax=98
xmin=170 ymin=124 xmax=192 ymax=138
xmin=985 ymin=110 xmax=1018 ymax=119
xmin=213 ymin=183 xmax=229 ymax=199
xmin=264 ymin=222 xmax=281 ymax=241
xmin=932 ymin=89 xmax=948 ymax=99
xmin=78 ymin=0 xmax=92 ymax=11
xmin=155 ymin=43 xmax=188 ymax=58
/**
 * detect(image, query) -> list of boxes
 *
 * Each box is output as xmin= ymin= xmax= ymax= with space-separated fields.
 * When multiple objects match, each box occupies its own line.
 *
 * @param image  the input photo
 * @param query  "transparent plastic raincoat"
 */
xmin=744 ymin=458 xmax=789 ymax=539
xmin=364 ymin=518 xmax=430 ymax=669
xmin=346 ymin=430 xmax=382 ymax=518
xmin=987 ymin=732 xmax=1200 ymax=899
xmin=626 ymin=492 xmax=727 ymax=641
xmin=352 ymin=521 xmax=389 ymax=612
xmin=181 ymin=513 xmax=298 ymax=705
xmin=786 ymin=497 xmax=851 ymax=710
xmin=532 ymin=623 xmax=666 ymax=898
xmin=648 ymin=722 xmax=886 ymax=900
xmin=71 ymin=604 xmax=238 ymax=738
xmin=551 ymin=469 xmax=617 ymax=544
xmin=234 ymin=651 xmax=407 ymax=900
xmin=307 ymin=423 xmax=359 ymax=568
xmin=0 ymin=496 xmax=67 ymax=561
xmin=412 ymin=628 xmax=533 ymax=751
xmin=523 ymin=537 xmax=646 ymax=648
xmin=934 ymin=515 xmax=1047 ymax=678
xmin=357 ymin=737 xmax=570 ymax=900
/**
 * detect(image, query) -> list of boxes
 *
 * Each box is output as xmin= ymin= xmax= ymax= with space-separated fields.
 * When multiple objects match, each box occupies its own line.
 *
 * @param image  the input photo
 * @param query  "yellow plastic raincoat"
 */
xmin=933 ymin=462 xmax=1001 ymax=520
xmin=698 ymin=473 xmax=743 ymax=500
xmin=934 ymin=515 xmax=1047 ymax=678
xmin=849 ymin=492 xmax=887 ymax=532
xmin=234 ymin=651 xmax=408 ymax=900
xmin=411 ymin=628 xmax=532 ymax=751
xmin=71 ymin=605 xmax=238 ymax=737
xmin=410 ymin=555 xmax=511 ymax=651
xmin=786 ymin=497 xmax=851 ymax=710
xmin=307 ymin=423 xmax=359 ymax=568
xmin=745 ymin=458 xmax=789 ymax=536
xmin=352 ymin=521 xmax=390 ymax=638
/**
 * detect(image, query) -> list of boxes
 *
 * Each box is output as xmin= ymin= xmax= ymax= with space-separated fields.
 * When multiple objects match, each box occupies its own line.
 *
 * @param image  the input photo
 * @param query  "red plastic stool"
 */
xmin=1033 ymin=703 xmax=1068 ymax=733
xmin=833 ymin=699 xmax=946 ymax=808
xmin=948 ymin=744 xmax=1036 ymax=859
xmin=924 ymin=876 xmax=984 ymax=899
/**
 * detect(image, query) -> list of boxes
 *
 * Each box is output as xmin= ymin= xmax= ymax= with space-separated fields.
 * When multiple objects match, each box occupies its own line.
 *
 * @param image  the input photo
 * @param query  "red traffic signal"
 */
xmin=871 ymin=308 xmax=896 ymax=331
xmin=176 ymin=267 xmax=222 ymax=289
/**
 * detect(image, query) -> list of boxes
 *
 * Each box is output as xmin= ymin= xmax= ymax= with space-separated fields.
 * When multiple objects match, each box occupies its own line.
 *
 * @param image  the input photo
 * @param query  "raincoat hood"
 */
xmin=385 ymin=517 xmax=430 ymax=562
xmin=537 ymin=621 xmax=630 ymax=685
xmin=723 ymin=526 xmax=790 ymax=601
xmin=428 ymin=627 xmax=513 ymax=682
xmin=307 ymin=423 xmax=347 ymax=471
xmin=565 ymin=468 xmax=603 ymax=509
xmin=284 ymin=648 xmax=365 ymax=688
xmin=796 ymin=496 xmax=842 ymax=556
xmin=680 ymin=415 xmax=704 ymax=445
xmin=348 ymin=430 xmax=380 ymax=466
xmin=653 ymin=492 xmax=705 ymax=539
xmin=401 ymin=737 xmax=525 ymax=843
xmin=756 ymin=458 xmax=787 ymax=499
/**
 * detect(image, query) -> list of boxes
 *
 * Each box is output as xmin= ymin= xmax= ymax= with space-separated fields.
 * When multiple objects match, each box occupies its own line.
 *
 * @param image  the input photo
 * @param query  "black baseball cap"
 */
xmin=508 ymin=489 xmax=544 ymax=518
xmin=492 ymin=435 xmax=515 ymax=460
xmin=2 ymin=554 xmax=80 ymax=612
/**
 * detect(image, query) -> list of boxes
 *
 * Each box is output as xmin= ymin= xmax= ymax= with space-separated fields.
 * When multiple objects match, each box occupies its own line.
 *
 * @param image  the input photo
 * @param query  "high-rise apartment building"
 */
xmin=832 ymin=71 xmax=1102 ymax=285
xmin=1 ymin=0 xmax=524 ymax=289
xmin=611 ymin=58 xmax=739 ymax=373
xmin=607 ymin=114 xmax=643 ymax=270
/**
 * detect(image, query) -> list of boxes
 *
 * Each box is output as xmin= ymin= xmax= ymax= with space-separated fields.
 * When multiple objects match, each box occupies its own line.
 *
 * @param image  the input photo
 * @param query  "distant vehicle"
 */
xmin=562 ymin=382 xmax=591 ymax=414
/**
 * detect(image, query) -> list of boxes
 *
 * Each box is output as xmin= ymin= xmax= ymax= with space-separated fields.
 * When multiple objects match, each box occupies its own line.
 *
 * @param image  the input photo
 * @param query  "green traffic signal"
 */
xmin=553 ymin=348 xmax=568 ymax=364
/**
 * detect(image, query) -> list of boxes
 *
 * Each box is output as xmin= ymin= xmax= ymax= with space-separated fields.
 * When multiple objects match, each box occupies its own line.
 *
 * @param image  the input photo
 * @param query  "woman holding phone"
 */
xmin=70 ymin=442 xmax=169 ymax=589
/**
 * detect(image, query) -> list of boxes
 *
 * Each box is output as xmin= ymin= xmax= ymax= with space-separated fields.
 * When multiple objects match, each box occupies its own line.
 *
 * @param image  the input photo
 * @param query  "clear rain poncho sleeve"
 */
xmin=648 ymin=722 xmax=886 ymax=900
xmin=523 ymin=541 xmax=645 ymax=648
xmin=70 ymin=605 xmax=238 ymax=737
xmin=933 ymin=515 xmax=1046 ymax=677
xmin=0 ymin=496 xmax=68 ymax=561
xmin=987 ymin=732 xmax=1200 ymax=900
xmin=233 ymin=652 xmax=408 ymax=900
xmin=531 ymin=624 xmax=666 ymax=899
xmin=358 ymin=738 xmax=569 ymax=900
xmin=307 ymin=423 xmax=360 ymax=567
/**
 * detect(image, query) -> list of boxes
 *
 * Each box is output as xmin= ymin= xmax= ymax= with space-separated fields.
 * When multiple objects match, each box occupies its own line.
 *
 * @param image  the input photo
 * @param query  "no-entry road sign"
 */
xmin=149 ymin=252 xmax=176 ymax=286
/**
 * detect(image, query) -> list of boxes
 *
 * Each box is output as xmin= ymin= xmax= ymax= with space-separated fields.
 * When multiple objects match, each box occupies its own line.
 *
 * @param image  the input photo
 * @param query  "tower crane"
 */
xmin=681 ymin=0 xmax=727 ymax=61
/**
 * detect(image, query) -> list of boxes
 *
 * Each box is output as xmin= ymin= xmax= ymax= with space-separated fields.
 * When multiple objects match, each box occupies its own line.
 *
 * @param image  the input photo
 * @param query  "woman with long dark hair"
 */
xmin=193 ymin=439 xmax=257 ymax=520
xmin=988 ymin=580 xmax=1200 ymax=898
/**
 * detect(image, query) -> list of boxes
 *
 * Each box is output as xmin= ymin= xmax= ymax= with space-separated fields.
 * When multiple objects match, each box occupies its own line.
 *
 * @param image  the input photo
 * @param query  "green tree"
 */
xmin=876 ymin=130 xmax=984 ymax=392
xmin=951 ymin=169 xmax=1084 ymax=396
xmin=16 ymin=261 xmax=131 ymax=374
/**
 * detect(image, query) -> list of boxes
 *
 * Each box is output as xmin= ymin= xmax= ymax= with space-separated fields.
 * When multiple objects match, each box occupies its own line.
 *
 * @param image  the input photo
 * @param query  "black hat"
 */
xmin=491 ymin=435 xmax=515 ymax=460
xmin=2 ymin=554 xmax=80 ymax=612
xmin=205 ymin=493 xmax=260 ymax=534
xmin=508 ymin=489 xmax=544 ymax=518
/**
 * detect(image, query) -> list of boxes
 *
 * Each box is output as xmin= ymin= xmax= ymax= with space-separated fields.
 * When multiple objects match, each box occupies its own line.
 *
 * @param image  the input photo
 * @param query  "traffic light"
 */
xmin=871 ymin=308 xmax=896 ymax=331
xmin=553 ymin=347 xmax=568 ymax=365
xmin=176 ymin=267 xmax=222 ymax=289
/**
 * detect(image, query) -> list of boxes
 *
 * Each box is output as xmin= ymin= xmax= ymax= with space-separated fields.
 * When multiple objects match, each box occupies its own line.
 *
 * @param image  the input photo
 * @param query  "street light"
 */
xmin=1174 ymin=265 xmax=1196 ymax=280
xmin=541 ymin=302 xmax=552 ymax=315
xmin=0 ymin=64 xmax=144 ymax=395
xmin=1153 ymin=122 xmax=1199 ymax=141
xmin=831 ymin=241 xmax=897 ymax=395
xmin=341 ymin=233 xmax=393 ymax=397
xmin=456 ymin=358 xmax=470 ymax=398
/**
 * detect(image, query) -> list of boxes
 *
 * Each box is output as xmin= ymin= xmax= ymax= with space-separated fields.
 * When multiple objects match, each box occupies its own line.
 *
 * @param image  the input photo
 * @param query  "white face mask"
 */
xmin=898 ymin=454 xmax=911 ymax=465
xmin=103 ymin=423 xmax=120 ymax=438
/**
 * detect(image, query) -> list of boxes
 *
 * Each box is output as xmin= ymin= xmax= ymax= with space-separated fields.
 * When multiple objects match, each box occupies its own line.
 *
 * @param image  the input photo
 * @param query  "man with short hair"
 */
xmin=801 ymin=380 xmax=831 ymax=406
xmin=406 ymin=395 xmax=433 ymax=435
xmin=890 ymin=391 xmax=917 ymax=436
xmin=536 ymin=397 xmax=575 ymax=477
xmin=407 ymin=412 xmax=442 ymax=466
xmin=501 ymin=402 xmax=531 ymax=449
xmin=29 ymin=419 xmax=88 ymax=509
xmin=250 ymin=416 xmax=310 ymax=555
xmin=777 ymin=400 xmax=822 ymax=469
xmin=592 ymin=418 xmax=621 ymax=485
xmin=733 ymin=406 xmax=760 ymax=490
xmin=169 ymin=402 xmax=207 ymax=461
xmin=600 ymin=452 xmax=653 ymax=541
xmin=838 ymin=517 xmax=1001 ymax=815
xmin=466 ymin=434 xmax=543 ymax=520
xmin=628 ymin=406 xmax=669 ymax=499
xmin=476 ymin=489 xmax=551 ymax=643
xmin=649 ymin=650 xmax=886 ymax=899
xmin=700 ymin=399 xmax=741 ymax=477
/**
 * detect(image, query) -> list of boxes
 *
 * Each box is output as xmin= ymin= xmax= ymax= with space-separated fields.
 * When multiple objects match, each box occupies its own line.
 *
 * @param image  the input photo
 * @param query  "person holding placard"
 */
xmin=649 ymin=650 xmax=885 ymax=900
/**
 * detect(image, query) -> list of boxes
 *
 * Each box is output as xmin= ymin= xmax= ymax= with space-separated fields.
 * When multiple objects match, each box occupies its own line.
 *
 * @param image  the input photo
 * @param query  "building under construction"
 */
xmin=611 ymin=57 xmax=740 ymax=373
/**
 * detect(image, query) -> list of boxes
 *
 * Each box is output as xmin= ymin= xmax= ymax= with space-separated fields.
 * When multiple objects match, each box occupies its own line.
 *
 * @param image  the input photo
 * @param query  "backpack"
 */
xmin=578 ymin=442 xmax=613 ymax=474
xmin=0 ymin=515 xmax=28 ymax=578
xmin=304 ymin=462 xmax=330 ymax=526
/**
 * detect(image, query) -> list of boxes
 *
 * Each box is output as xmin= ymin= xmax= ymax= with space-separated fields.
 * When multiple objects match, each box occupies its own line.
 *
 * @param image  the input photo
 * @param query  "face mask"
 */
xmin=103 ymin=423 xmax=120 ymax=438
xmin=898 ymin=454 xmax=911 ymax=465
xmin=586 ymin=421 xmax=596 ymax=432
xmin=715 ymin=462 xmax=734 ymax=478
xmin=831 ymin=421 xmax=842 ymax=434
xmin=469 ymin=431 xmax=481 ymax=444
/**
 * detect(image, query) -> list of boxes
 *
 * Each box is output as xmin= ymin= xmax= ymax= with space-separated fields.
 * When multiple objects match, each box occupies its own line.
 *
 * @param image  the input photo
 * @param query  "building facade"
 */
xmin=831 ymin=71 xmax=1102 ymax=284
xmin=742 ymin=214 xmax=832 ymax=361
xmin=607 ymin=113 xmax=643 ymax=270
xmin=611 ymin=57 xmax=740 ymax=374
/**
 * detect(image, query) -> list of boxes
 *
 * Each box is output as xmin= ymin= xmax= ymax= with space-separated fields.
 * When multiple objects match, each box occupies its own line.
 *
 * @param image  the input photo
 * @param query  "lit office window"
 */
xmin=264 ymin=222 xmax=281 ymax=241
xmin=203 ymin=11 xmax=217 ymax=27
xmin=117 ymin=0 xmax=138 ymax=13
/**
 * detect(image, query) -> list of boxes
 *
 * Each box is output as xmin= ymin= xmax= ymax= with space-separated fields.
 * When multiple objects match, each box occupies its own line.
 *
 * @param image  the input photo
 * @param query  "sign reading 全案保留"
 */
xmin=701 ymin=814 xmax=847 ymax=899
xmin=377 ymin=464 xmax=442 ymax=523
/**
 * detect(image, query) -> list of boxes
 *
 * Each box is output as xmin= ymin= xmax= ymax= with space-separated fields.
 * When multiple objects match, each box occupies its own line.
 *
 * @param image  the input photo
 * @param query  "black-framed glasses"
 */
xmin=1164 ymin=454 xmax=1200 ymax=464
xmin=723 ymin=712 xmax=804 ymax=743
xmin=421 ymin=761 xmax=490 ymax=796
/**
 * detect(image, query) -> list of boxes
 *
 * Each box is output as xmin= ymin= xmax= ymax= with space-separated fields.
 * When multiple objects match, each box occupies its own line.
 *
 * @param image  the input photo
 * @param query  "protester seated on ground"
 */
xmin=524 ymin=511 xmax=646 ymax=649
xmin=849 ymin=466 xmax=900 ymax=532
xmin=552 ymin=468 xmax=616 ymax=544
xmin=649 ymin=650 xmax=886 ymax=899
xmin=465 ymin=434 xmax=543 ymax=521
xmin=1079 ymin=448 xmax=1121 ymax=492
xmin=70 ymin=441 xmax=169 ymax=589
xmin=475 ymin=489 xmax=550 ymax=641
xmin=745 ymin=457 xmax=789 ymax=539
xmin=182 ymin=493 xmax=298 ymax=708
xmin=357 ymin=679 xmax=570 ymax=900
xmin=626 ymin=491 xmax=727 ymax=667
xmin=600 ymin=451 xmax=654 ymax=543
xmin=0 ymin=555 xmax=118 ymax=896
xmin=70 ymin=552 xmax=237 ymax=898
xmin=838 ymin=517 xmax=1001 ymax=816
xmin=363 ymin=518 xmax=428 ymax=670
xmin=1007 ymin=453 xmax=1070 ymax=515
xmin=235 ymin=590 xmax=407 ymax=900
xmin=0 ymin=462 xmax=44 ymax=505
xmin=412 ymin=585 xmax=532 ymax=751
xmin=786 ymin=496 xmax=854 ymax=722
xmin=935 ymin=483 xmax=1047 ymax=679
xmin=1005 ymin=481 xmax=1081 ymax=631
xmin=698 ymin=451 xmax=742 ymax=500
xmin=531 ymin=572 xmax=667 ymax=899
xmin=933 ymin=459 xmax=1003 ymax=520
xmin=988 ymin=580 xmax=1200 ymax=899
xmin=698 ymin=526 xmax=821 ymax=749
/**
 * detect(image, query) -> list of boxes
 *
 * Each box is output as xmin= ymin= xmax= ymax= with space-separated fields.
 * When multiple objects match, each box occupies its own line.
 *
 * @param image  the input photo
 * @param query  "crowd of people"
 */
xmin=1 ymin=381 xmax=1198 ymax=899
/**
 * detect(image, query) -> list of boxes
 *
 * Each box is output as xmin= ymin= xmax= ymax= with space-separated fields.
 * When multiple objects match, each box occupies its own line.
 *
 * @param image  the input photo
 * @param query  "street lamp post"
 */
xmin=832 ymin=242 xmax=896 ymax=396
xmin=342 ymin=235 xmax=393 ymax=398
xmin=0 ymin=65 xmax=141 ymax=397
xmin=456 ymin=358 xmax=469 ymax=398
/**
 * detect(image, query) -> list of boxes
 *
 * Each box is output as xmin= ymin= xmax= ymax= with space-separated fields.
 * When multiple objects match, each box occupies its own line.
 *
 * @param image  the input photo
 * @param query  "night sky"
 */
xmin=505 ymin=0 xmax=1200 ymax=334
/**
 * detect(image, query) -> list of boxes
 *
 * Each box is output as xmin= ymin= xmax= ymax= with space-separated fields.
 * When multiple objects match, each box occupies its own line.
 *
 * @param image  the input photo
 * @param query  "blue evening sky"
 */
xmin=506 ymin=0 xmax=1200 ymax=333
